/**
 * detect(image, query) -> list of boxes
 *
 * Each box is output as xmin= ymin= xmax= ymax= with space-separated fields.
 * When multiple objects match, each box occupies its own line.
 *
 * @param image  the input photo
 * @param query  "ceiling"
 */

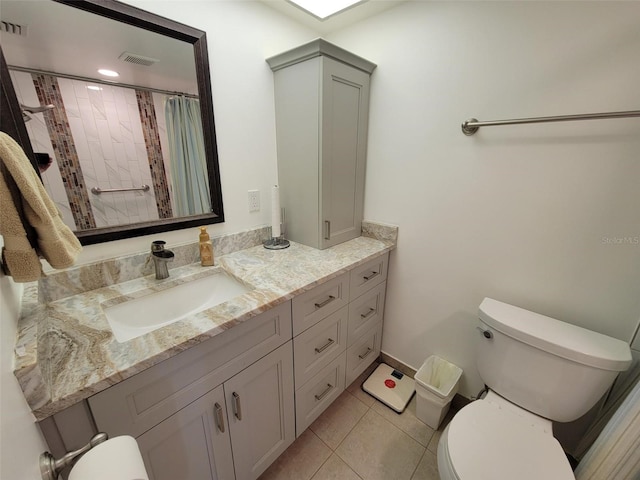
xmin=259 ymin=0 xmax=406 ymax=35
xmin=0 ymin=0 xmax=197 ymax=94
xmin=0 ymin=0 xmax=405 ymax=94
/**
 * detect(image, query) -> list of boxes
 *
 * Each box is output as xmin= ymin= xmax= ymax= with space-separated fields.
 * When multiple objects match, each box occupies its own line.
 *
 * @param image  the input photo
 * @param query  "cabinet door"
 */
xmin=320 ymin=57 xmax=370 ymax=248
xmin=136 ymin=385 xmax=235 ymax=480
xmin=225 ymin=342 xmax=295 ymax=480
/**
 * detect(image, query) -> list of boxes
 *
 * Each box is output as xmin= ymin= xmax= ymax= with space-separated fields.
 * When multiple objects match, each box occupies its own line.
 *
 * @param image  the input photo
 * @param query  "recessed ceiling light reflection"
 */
xmin=87 ymin=86 xmax=103 ymax=91
xmin=97 ymin=69 xmax=119 ymax=77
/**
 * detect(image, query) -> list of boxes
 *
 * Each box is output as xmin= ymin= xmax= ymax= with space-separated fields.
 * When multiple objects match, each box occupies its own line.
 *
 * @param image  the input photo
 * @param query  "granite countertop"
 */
xmin=14 ymin=231 xmax=396 ymax=421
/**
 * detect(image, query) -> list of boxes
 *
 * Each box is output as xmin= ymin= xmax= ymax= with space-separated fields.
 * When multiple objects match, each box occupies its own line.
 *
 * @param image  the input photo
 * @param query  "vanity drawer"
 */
xmin=292 ymin=273 xmax=349 ymax=336
xmin=89 ymin=301 xmax=292 ymax=438
xmin=349 ymin=253 xmax=388 ymax=300
xmin=295 ymin=352 xmax=346 ymax=437
xmin=293 ymin=306 xmax=348 ymax=387
xmin=345 ymin=321 xmax=383 ymax=386
xmin=348 ymin=281 xmax=386 ymax=346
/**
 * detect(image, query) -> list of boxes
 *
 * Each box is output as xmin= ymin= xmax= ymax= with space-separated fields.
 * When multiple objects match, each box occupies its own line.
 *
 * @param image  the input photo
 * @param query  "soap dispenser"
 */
xmin=199 ymin=227 xmax=214 ymax=266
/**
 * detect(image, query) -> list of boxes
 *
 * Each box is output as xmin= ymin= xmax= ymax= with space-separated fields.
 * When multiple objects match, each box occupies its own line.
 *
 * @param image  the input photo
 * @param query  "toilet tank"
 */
xmin=476 ymin=298 xmax=631 ymax=423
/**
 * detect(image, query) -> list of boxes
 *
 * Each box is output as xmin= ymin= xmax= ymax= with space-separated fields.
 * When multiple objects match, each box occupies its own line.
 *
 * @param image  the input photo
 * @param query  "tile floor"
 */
xmin=260 ymin=363 xmax=458 ymax=480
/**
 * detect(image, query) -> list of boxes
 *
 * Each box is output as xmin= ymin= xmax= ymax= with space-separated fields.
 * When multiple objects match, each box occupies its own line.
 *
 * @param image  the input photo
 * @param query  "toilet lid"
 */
xmin=447 ymin=400 xmax=574 ymax=480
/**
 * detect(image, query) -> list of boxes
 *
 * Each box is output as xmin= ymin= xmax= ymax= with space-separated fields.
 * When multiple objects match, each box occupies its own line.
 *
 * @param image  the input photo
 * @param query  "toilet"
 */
xmin=437 ymin=298 xmax=632 ymax=480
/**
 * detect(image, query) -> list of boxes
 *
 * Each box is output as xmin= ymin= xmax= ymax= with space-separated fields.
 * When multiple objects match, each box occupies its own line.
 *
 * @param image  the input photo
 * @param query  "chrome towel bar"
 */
xmin=461 ymin=110 xmax=640 ymax=136
xmin=91 ymin=184 xmax=150 ymax=195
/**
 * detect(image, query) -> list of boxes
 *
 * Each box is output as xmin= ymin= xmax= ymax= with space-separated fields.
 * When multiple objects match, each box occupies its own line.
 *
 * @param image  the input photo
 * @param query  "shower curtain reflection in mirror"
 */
xmin=165 ymin=96 xmax=211 ymax=216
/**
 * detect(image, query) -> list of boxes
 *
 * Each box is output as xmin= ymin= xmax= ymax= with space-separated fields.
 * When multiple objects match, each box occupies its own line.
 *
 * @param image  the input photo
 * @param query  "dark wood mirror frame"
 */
xmin=0 ymin=0 xmax=224 ymax=245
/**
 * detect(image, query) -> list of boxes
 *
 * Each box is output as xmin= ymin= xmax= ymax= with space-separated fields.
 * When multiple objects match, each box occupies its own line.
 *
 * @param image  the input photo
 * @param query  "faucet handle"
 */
xmin=151 ymin=240 xmax=166 ymax=253
xmin=153 ymin=250 xmax=175 ymax=260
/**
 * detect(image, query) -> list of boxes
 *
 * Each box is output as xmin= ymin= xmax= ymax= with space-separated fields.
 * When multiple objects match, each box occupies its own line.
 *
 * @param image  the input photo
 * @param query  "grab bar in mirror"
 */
xmin=91 ymin=185 xmax=150 ymax=195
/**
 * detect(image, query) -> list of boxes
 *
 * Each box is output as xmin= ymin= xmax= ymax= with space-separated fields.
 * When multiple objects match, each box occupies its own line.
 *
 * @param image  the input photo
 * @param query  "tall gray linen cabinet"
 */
xmin=267 ymin=39 xmax=377 ymax=249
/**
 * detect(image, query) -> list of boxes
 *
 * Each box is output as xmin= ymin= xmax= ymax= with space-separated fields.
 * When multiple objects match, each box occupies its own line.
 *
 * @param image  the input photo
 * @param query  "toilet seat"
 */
xmin=442 ymin=398 xmax=574 ymax=480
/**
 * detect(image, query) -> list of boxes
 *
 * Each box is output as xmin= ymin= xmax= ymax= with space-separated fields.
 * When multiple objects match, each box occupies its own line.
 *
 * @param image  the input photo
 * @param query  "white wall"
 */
xmin=0 ymin=258 xmax=48 ymax=480
xmin=0 ymin=1 xmax=319 ymax=475
xmin=327 ymin=1 xmax=640 ymax=396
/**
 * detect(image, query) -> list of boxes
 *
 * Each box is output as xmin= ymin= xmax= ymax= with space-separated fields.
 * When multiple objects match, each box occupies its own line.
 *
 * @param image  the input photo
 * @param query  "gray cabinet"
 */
xmin=137 ymin=385 xmax=234 ymax=480
xmin=291 ymin=253 xmax=389 ymax=436
xmin=225 ymin=342 xmax=295 ymax=480
xmin=136 ymin=342 xmax=294 ymax=480
xmin=40 ymin=252 xmax=390 ymax=479
xmin=267 ymin=39 xmax=376 ymax=249
xmin=88 ymin=302 xmax=294 ymax=480
xmin=345 ymin=254 xmax=388 ymax=385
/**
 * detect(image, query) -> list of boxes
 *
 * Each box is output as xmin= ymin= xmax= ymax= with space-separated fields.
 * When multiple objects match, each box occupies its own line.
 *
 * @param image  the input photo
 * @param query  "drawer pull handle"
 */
xmin=360 ymin=308 xmax=376 ymax=320
xmin=314 ymin=338 xmax=335 ymax=354
xmin=214 ymin=402 xmax=225 ymax=433
xmin=359 ymin=347 xmax=373 ymax=360
xmin=324 ymin=220 xmax=331 ymax=240
xmin=232 ymin=392 xmax=242 ymax=421
xmin=315 ymin=383 xmax=333 ymax=401
xmin=363 ymin=271 xmax=380 ymax=281
xmin=314 ymin=295 xmax=335 ymax=309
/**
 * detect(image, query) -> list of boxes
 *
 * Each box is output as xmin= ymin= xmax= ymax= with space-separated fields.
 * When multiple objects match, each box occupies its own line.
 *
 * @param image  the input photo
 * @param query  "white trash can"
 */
xmin=414 ymin=355 xmax=463 ymax=429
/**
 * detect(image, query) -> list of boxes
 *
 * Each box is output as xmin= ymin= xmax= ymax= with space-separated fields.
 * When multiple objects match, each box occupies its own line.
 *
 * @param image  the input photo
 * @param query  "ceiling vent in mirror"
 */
xmin=118 ymin=51 xmax=159 ymax=67
xmin=1 ymin=20 xmax=28 ymax=36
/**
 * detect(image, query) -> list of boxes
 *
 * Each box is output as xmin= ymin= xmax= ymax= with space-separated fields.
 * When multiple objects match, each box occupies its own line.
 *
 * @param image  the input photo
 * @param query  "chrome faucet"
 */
xmin=151 ymin=240 xmax=174 ymax=280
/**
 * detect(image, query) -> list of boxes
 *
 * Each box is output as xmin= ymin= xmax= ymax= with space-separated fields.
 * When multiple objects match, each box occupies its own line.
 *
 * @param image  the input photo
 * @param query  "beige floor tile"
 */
xmin=426 ymin=429 xmax=441 ymax=455
xmin=310 ymin=390 xmax=369 ymax=450
xmin=336 ymin=409 xmax=425 ymax=480
xmin=371 ymin=395 xmax=435 ymax=447
xmin=411 ymin=451 xmax=440 ymax=480
xmin=311 ymin=454 xmax=363 ymax=480
xmin=346 ymin=362 xmax=379 ymax=407
xmin=259 ymin=429 xmax=331 ymax=480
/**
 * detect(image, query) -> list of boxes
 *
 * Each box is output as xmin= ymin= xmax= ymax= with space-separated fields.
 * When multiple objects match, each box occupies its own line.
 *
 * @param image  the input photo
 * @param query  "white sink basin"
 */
xmin=104 ymin=271 xmax=251 ymax=342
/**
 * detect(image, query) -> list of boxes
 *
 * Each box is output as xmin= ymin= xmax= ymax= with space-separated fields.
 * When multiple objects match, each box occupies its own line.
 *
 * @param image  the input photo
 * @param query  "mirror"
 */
xmin=0 ymin=0 xmax=224 ymax=245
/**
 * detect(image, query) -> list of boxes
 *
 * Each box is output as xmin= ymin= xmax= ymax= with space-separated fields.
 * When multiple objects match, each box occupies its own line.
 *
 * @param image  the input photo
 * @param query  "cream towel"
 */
xmin=0 ymin=169 xmax=44 ymax=281
xmin=0 ymin=132 xmax=82 ymax=281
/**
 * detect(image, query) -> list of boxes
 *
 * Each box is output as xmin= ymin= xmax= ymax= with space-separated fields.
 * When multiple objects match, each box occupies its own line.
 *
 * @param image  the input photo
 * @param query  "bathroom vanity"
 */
xmin=14 ymin=225 xmax=396 ymax=480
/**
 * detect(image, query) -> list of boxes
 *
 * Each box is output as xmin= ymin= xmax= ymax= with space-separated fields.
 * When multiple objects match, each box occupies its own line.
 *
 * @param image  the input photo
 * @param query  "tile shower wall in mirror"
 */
xmin=10 ymin=70 xmax=179 ymax=231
